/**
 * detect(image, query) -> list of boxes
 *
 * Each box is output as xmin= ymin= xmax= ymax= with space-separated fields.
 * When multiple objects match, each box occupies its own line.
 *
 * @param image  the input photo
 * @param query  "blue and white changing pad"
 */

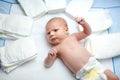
xmin=0 ymin=0 xmax=120 ymax=79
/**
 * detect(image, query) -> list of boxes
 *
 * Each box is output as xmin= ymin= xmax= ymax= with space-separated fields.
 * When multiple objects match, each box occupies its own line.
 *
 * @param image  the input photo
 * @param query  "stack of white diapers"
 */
xmin=0 ymin=13 xmax=33 ymax=40
xmin=85 ymin=33 xmax=120 ymax=59
xmin=65 ymin=0 xmax=94 ymax=19
xmin=0 ymin=37 xmax=37 ymax=73
xmin=78 ymin=9 xmax=112 ymax=32
xmin=18 ymin=0 xmax=48 ymax=19
xmin=44 ymin=0 xmax=66 ymax=13
xmin=65 ymin=0 xmax=111 ymax=33
xmin=18 ymin=0 xmax=67 ymax=19
xmin=0 ymin=13 xmax=38 ymax=73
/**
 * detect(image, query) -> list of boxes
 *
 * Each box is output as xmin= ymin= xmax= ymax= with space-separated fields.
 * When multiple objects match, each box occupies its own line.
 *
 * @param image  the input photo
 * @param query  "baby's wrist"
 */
xmin=80 ymin=21 xmax=87 ymax=25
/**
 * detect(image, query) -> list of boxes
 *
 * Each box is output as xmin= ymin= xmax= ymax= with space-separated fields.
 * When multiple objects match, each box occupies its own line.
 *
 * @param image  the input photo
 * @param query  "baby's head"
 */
xmin=45 ymin=17 xmax=68 ymax=45
xmin=46 ymin=17 xmax=68 ymax=30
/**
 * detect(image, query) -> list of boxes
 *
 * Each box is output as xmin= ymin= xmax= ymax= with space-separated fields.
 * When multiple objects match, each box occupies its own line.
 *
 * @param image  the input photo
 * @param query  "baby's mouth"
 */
xmin=52 ymin=38 xmax=56 ymax=40
xmin=51 ymin=37 xmax=57 ymax=41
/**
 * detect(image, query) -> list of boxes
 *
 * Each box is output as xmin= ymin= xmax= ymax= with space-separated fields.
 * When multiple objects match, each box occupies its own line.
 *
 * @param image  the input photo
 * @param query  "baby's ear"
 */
xmin=65 ymin=27 xmax=68 ymax=31
xmin=65 ymin=27 xmax=69 ymax=35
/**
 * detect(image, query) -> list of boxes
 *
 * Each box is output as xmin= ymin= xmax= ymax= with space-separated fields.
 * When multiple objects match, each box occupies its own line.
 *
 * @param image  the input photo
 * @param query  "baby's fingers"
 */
xmin=76 ymin=17 xmax=82 ymax=22
xmin=49 ymin=48 xmax=57 ymax=56
xmin=52 ymin=48 xmax=57 ymax=53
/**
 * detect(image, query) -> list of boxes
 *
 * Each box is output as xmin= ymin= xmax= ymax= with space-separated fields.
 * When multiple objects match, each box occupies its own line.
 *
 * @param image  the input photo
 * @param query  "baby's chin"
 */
xmin=51 ymin=42 xmax=59 ymax=46
xmin=50 ymin=41 xmax=60 ymax=46
xmin=49 ymin=39 xmax=60 ymax=45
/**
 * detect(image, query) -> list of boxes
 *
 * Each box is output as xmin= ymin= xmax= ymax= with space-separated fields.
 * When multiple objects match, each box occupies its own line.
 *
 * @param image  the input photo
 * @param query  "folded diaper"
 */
xmin=65 ymin=0 xmax=94 ymax=19
xmin=0 ymin=37 xmax=38 ymax=73
xmin=0 ymin=13 xmax=33 ymax=40
xmin=44 ymin=0 xmax=66 ymax=13
xmin=85 ymin=33 xmax=120 ymax=59
xmin=1 ymin=54 xmax=36 ymax=73
xmin=18 ymin=0 xmax=47 ymax=19
xmin=78 ymin=9 xmax=112 ymax=32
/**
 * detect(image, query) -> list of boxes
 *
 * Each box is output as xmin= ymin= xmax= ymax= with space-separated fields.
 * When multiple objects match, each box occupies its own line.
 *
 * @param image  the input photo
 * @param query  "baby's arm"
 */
xmin=44 ymin=48 xmax=57 ymax=68
xmin=74 ymin=17 xmax=92 ymax=40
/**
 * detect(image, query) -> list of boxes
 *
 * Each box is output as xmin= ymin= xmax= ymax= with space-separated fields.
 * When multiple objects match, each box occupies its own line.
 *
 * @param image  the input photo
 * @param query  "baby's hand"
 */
xmin=44 ymin=48 xmax=57 ymax=68
xmin=75 ymin=17 xmax=86 ymax=25
xmin=48 ymin=48 xmax=57 ymax=57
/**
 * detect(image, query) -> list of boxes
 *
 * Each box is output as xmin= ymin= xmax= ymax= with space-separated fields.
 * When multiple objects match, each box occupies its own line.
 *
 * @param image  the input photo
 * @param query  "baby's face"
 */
xmin=46 ymin=20 xmax=68 ymax=45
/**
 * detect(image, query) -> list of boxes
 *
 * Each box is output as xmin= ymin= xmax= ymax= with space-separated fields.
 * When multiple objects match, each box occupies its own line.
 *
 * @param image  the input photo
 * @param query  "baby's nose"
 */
xmin=50 ymin=31 xmax=54 ymax=35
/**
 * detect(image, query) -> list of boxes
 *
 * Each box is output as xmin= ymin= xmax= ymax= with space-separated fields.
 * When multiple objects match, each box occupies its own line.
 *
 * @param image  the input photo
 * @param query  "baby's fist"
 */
xmin=75 ymin=17 xmax=86 ymax=25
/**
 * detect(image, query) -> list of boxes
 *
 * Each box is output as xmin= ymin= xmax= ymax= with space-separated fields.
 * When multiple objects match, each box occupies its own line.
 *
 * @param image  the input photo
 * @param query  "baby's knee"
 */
xmin=106 ymin=74 xmax=119 ymax=80
xmin=112 ymin=75 xmax=119 ymax=80
xmin=104 ymin=69 xmax=119 ymax=80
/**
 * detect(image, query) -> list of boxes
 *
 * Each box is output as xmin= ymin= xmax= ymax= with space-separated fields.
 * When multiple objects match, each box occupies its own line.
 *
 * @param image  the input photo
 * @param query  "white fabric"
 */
xmin=0 ymin=37 xmax=38 ymax=73
xmin=85 ymin=33 xmax=120 ymax=59
xmin=78 ymin=9 xmax=112 ymax=32
xmin=0 ymin=13 xmax=113 ymax=80
xmin=44 ymin=0 xmax=66 ymax=13
xmin=80 ymin=30 xmax=108 ymax=47
xmin=0 ymin=13 xmax=33 ymax=39
xmin=65 ymin=0 xmax=94 ymax=19
xmin=18 ymin=0 xmax=47 ymax=19
xmin=0 ymin=2 xmax=115 ymax=79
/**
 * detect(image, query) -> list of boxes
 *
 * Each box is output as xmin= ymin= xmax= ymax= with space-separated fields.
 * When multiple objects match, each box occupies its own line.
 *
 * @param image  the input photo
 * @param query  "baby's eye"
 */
xmin=47 ymin=32 xmax=50 ymax=35
xmin=54 ymin=29 xmax=58 ymax=32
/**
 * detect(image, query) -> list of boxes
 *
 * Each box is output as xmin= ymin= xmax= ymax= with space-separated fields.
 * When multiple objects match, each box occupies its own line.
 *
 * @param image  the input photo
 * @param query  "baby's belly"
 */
xmin=61 ymin=56 xmax=89 ymax=74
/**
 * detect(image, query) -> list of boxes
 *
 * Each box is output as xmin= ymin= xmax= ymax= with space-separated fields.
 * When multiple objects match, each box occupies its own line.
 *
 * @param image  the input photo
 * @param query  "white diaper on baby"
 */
xmin=0 ymin=13 xmax=33 ymax=40
xmin=18 ymin=0 xmax=47 ymax=19
xmin=44 ymin=0 xmax=66 ymax=13
xmin=85 ymin=33 xmax=120 ymax=59
xmin=0 ymin=37 xmax=38 ymax=73
xmin=76 ymin=57 xmax=107 ymax=80
xmin=65 ymin=0 xmax=94 ymax=19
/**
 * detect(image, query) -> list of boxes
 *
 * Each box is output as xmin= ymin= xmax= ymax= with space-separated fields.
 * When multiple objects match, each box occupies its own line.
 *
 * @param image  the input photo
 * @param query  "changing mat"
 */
xmin=85 ymin=33 xmax=120 ymax=59
xmin=0 ymin=37 xmax=37 ymax=73
xmin=0 ymin=13 xmax=33 ymax=39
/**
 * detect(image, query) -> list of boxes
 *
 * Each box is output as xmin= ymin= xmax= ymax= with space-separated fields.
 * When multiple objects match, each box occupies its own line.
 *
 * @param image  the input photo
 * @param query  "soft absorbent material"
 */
xmin=0 ymin=13 xmax=33 ymax=40
xmin=18 ymin=0 xmax=47 ymax=19
xmin=65 ymin=0 xmax=94 ymax=19
xmin=78 ymin=9 xmax=112 ymax=32
xmin=44 ymin=0 xmax=66 ymax=13
xmin=85 ymin=33 xmax=120 ymax=59
xmin=0 ymin=37 xmax=37 ymax=73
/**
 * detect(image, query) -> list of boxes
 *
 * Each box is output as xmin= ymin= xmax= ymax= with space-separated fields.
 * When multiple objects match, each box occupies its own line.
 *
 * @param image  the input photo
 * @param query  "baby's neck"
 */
xmin=52 ymin=36 xmax=68 ymax=46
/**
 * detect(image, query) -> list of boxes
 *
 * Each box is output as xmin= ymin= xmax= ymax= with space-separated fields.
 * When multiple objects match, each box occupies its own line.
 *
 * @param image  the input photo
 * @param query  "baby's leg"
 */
xmin=104 ymin=69 xmax=119 ymax=80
